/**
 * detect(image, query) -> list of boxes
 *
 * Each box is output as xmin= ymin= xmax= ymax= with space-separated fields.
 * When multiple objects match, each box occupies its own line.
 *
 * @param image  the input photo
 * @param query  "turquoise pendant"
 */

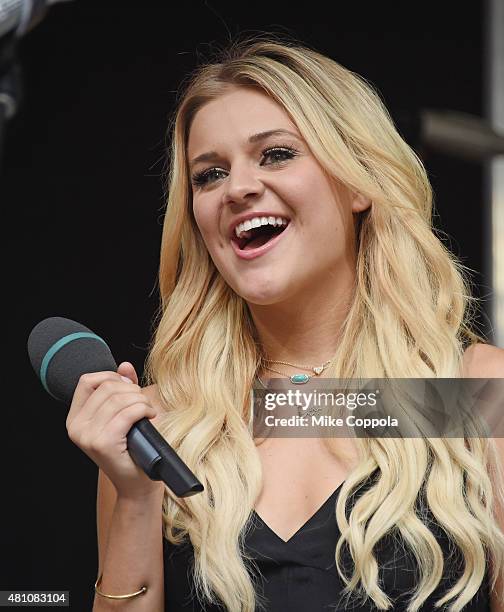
xmin=290 ymin=373 xmax=310 ymax=384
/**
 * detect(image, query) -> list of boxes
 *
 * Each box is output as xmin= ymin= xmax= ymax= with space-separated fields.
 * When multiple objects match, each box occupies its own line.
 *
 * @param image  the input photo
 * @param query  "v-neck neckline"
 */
xmin=252 ymin=480 xmax=345 ymax=544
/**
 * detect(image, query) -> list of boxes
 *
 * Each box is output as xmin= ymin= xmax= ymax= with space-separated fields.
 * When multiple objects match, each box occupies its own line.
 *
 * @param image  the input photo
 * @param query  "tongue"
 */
xmin=243 ymin=233 xmax=274 ymax=250
xmin=241 ymin=225 xmax=285 ymax=250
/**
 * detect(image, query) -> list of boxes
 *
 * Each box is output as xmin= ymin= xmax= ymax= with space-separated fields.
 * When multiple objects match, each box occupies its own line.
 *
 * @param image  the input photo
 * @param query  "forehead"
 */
xmin=187 ymin=87 xmax=298 ymax=155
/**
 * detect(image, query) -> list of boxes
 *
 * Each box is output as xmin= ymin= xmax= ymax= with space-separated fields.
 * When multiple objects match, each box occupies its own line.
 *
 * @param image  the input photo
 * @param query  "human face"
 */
xmin=187 ymin=86 xmax=368 ymax=306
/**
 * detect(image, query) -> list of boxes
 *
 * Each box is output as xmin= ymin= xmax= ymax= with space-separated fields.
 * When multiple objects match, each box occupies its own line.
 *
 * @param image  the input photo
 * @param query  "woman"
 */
xmin=66 ymin=36 xmax=504 ymax=611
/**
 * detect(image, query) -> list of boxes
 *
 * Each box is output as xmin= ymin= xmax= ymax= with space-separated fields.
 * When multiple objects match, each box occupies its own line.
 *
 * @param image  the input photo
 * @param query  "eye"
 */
xmin=261 ymin=146 xmax=298 ymax=165
xmin=191 ymin=145 xmax=299 ymax=188
xmin=191 ymin=168 xmax=227 ymax=187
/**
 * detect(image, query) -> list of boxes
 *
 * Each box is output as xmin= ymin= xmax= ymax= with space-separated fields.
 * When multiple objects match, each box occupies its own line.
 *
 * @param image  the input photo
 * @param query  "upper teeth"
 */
xmin=234 ymin=216 xmax=289 ymax=238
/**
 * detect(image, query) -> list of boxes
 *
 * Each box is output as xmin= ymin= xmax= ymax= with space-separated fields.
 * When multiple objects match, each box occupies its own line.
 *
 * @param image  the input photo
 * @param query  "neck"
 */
xmin=248 ymin=277 xmax=355 ymax=377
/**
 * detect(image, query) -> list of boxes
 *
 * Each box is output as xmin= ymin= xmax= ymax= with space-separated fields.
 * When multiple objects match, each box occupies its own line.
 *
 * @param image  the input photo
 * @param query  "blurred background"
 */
xmin=1 ymin=1 xmax=503 ymax=609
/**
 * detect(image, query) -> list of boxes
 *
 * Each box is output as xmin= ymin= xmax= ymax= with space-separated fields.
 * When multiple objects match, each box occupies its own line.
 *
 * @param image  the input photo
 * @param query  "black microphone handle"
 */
xmin=26 ymin=314 xmax=204 ymax=498
xmin=126 ymin=418 xmax=204 ymax=498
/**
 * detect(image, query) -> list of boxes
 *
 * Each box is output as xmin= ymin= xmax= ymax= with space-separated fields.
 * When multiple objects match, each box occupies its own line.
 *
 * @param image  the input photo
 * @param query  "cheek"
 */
xmin=192 ymin=200 xmax=225 ymax=257
xmin=277 ymin=162 xmax=333 ymax=209
xmin=192 ymin=198 xmax=202 ymax=227
xmin=284 ymin=172 xmax=347 ymax=250
xmin=192 ymin=200 xmax=213 ymax=238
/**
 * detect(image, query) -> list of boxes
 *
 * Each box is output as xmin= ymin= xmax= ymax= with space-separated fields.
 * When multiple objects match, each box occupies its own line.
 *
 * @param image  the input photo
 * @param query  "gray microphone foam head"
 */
xmin=27 ymin=316 xmax=117 ymax=403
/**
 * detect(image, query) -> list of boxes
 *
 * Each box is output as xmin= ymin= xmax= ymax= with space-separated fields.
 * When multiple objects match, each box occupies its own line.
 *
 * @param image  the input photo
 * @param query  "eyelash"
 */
xmin=191 ymin=145 xmax=299 ymax=187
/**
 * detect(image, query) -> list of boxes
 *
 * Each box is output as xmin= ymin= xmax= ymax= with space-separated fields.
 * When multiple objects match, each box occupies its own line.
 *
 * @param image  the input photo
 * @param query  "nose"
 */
xmin=222 ymin=162 xmax=265 ymax=206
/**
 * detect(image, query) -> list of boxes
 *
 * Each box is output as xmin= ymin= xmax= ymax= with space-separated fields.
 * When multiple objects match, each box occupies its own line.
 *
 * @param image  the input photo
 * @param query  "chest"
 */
xmin=253 ymin=437 xmax=357 ymax=542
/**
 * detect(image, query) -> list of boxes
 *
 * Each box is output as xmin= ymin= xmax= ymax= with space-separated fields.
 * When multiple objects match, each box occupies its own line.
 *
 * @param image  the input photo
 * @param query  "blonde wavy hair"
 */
xmin=144 ymin=34 xmax=504 ymax=611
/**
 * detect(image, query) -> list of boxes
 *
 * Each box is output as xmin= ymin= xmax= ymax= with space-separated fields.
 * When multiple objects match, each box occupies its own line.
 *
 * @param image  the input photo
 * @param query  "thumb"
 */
xmin=116 ymin=361 xmax=139 ymax=385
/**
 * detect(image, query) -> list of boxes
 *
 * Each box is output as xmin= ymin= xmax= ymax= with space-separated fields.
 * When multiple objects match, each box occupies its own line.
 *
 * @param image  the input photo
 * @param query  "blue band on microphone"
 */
xmin=40 ymin=332 xmax=108 ymax=396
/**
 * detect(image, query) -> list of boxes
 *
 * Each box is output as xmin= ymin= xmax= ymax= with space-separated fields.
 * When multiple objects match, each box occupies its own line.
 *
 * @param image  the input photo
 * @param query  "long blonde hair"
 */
xmin=144 ymin=34 xmax=504 ymax=611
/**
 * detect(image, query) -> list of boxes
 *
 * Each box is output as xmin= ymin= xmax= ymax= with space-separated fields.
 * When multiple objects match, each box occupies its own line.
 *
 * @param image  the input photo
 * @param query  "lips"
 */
xmin=230 ymin=221 xmax=291 ymax=260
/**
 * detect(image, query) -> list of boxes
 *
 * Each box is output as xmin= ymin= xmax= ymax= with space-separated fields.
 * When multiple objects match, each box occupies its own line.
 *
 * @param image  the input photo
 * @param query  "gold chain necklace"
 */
xmin=262 ymin=359 xmax=332 ymax=384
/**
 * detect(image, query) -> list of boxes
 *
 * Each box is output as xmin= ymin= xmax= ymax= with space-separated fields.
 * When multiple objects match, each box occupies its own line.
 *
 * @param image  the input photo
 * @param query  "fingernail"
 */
xmin=120 ymin=376 xmax=133 ymax=384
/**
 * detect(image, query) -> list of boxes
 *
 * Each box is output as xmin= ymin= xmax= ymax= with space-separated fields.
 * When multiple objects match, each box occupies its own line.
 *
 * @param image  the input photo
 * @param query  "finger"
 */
xmin=92 ymin=402 xmax=158 ymax=450
xmin=72 ymin=379 xmax=142 ymax=427
xmin=67 ymin=376 xmax=139 ymax=430
xmin=86 ymin=391 xmax=152 ymax=437
xmin=66 ymin=372 xmax=122 ymax=426
xmin=116 ymin=362 xmax=139 ymax=385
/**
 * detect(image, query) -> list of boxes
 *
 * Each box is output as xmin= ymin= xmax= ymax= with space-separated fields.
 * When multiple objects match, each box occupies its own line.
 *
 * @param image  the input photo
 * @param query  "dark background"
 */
xmin=1 ymin=1 xmax=493 ymax=610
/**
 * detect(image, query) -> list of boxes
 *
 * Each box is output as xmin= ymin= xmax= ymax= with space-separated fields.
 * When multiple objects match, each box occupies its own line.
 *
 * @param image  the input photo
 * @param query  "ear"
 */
xmin=351 ymin=191 xmax=372 ymax=213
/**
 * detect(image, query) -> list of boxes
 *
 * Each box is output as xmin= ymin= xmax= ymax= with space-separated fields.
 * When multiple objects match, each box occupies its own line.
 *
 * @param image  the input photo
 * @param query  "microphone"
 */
xmin=27 ymin=316 xmax=204 ymax=498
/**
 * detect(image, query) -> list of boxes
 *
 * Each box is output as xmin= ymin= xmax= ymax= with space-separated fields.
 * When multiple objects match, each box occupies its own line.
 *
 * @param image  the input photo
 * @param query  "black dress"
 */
xmin=163 ymin=472 xmax=491 ymax=611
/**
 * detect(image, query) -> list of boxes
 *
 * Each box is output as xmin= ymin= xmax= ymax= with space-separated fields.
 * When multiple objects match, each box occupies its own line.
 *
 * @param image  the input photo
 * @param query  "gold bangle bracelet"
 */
xmin=94 ymin=573 xmax=148 ymax=599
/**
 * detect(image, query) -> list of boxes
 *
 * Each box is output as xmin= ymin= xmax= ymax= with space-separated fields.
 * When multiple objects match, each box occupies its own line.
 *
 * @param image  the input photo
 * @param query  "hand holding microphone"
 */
xmin=65 ymin=363 xmax=163 ymax=500
xmin=27 ymin=316 xmax=204 ymax=498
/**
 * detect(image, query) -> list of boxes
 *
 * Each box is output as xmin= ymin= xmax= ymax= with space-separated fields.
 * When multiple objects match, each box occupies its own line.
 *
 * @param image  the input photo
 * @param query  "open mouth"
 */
xmin=231 ymin=221 xmax=290 ymax=251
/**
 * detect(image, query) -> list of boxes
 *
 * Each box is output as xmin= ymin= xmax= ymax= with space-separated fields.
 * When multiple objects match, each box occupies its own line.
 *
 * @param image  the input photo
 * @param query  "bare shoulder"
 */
xmin=141 ymin=383 xmax=167 ymax=429
xmin=463 ymin=345 xmax=504 ymax=611
xmin=462 ymin=343 xmax=504 ymax=378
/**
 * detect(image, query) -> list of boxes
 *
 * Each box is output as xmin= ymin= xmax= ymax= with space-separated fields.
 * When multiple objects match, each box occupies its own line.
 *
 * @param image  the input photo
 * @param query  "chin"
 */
xmin=242 ymin=295 xmax=282 ymax=307
xmin=231 ymin=279 xmax=292 ymax=307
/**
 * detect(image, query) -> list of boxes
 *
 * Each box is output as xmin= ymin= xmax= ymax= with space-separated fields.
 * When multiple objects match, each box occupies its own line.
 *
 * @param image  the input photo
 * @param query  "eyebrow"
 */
xmin=189 ymin=129 xmax=302 ymax=168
